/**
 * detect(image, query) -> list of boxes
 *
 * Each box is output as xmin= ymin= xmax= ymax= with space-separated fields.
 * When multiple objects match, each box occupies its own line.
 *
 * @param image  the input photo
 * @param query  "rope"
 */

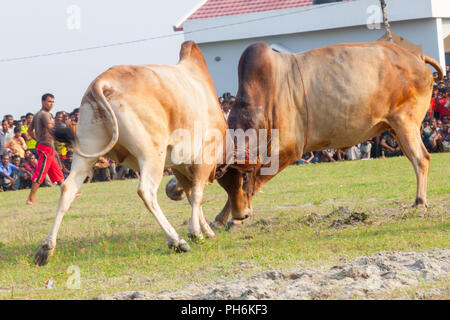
xmin=380 ymin=0 xmax=393 ymax=42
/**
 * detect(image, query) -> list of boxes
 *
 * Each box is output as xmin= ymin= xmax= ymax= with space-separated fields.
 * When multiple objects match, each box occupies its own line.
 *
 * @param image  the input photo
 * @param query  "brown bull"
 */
xmin=212 ymin=41 xmax=443 ymax=228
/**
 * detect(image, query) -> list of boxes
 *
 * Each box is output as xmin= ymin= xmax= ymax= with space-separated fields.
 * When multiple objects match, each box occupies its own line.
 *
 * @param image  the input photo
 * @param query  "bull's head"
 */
xmin=217 ymin=166 xmax=258 ymax=221
xmin=215 ymin=99 xmax=276 ymax=224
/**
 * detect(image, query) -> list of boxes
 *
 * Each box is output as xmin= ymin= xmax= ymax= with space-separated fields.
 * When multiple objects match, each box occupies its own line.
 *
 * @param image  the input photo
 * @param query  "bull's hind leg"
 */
xmin=173 ymin=170 xmax=215 ymax=239
xmin=390 ymin=120 xmax=430 ymax=208
xmin=35 ymin=155 xmax=95 ymax=266
xmin=138 ymin=159 xmax=190 ymax=252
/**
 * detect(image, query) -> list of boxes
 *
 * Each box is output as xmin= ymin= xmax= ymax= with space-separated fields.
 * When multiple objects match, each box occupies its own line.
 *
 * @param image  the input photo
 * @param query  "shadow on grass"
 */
xmin=0 ymin=228 xmax=240 ymax=267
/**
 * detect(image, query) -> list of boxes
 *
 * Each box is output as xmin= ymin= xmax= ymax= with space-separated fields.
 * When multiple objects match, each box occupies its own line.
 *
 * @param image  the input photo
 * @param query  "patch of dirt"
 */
xmin=300 ymin=206 xmax=369 ymax=228
xmin=96 ymin=248 xmax=449 ymax=300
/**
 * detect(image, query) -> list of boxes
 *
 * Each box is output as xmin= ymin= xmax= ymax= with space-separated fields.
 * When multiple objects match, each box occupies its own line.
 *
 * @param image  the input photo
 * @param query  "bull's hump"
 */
xmin=179 ymin=41 xmax=207 ymax=67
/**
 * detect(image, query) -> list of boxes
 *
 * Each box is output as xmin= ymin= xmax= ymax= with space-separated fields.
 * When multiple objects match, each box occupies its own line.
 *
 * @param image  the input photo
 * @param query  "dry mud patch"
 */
xmin=96 ymin=248 xmax=449 ymax=300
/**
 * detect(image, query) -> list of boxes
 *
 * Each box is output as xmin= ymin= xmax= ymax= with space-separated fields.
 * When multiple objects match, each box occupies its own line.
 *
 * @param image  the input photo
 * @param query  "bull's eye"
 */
xmin=242 ymin=173 xmax=247 ymax=182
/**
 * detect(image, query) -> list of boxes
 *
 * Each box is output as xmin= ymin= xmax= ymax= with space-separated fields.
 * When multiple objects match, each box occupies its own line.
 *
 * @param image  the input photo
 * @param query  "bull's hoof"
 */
xmin=169 ymin=239 xmax=191 ymax=253
xmin=413 ymin=198 xmax=428 ymax=209
xmin=34 ymin=243 xmax=54 ymax=266
xmin=225 ymin=219 xmax=244 ymax=231
xmin=165 ymin=177 xmax=186 ymax=201
xmin=210 ymin=220 xmax=226 ymax=230
xmin=203 ymin=229 xmax=215 ymax=239
xmin=188 ymin=233 xmax=205 ymax=244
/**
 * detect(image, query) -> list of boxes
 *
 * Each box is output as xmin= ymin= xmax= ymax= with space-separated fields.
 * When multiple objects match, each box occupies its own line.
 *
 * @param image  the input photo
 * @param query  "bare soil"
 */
xmin=96 ymin=248 xmax=449 ymax=300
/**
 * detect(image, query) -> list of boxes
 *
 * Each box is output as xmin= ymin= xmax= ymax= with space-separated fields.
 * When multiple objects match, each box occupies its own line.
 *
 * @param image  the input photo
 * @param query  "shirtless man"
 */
xmin=26 ymin=93 xmax=65 ymax=204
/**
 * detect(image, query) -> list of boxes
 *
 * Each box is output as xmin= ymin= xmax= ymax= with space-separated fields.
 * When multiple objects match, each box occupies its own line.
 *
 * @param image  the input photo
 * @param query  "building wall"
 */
xmin=199 ymin=18 xmax=447 ymax=97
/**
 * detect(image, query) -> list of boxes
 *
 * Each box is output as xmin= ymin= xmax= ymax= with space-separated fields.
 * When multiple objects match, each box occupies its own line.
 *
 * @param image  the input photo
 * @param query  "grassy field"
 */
xmin=0 ymin=153 xmax=449 ymax=299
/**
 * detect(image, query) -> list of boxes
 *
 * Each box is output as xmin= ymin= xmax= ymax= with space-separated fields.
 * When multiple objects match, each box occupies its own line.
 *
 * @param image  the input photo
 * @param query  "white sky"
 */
xmin=0 ymin=0 xmax=202 ymax=118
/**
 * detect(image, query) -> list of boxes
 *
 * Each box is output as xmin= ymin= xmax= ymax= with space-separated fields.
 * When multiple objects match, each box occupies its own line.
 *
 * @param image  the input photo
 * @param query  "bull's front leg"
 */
xmin=35 ymin=156 xmax=93 ymax=266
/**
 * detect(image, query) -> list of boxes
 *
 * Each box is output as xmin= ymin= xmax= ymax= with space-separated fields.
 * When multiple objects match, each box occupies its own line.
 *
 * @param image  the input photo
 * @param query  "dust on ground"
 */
xmin=96 ymin=248 xmax=449 ymax=300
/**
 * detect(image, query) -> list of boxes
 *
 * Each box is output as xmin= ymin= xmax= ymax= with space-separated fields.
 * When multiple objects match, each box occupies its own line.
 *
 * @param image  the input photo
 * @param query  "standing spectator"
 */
xmin=439 ymin=90 xmax=450 ymax=119
xmin=26 ymin=93 xmax=65 ymax=205
xmin=54 ymin=111 xmax=68 ymax=160
xmin=0 ymin=120 xmax=13 ymax=157
xmin=68 ymin=108 xmax=80 ymax=133
xmin=62 ymin=151 xmax=73 ymax=179
xmin=21 ymin=113 xmax=37 ymax=156
xmin=221 ymin=101 xmax=232 ymax=121
xmin=4 ymin=126 xmax=27 ymax=159
xmin=4 ymin=115 xmax=15 ymax=130
xmin=428 ymin=93 xmax=437 ymax=119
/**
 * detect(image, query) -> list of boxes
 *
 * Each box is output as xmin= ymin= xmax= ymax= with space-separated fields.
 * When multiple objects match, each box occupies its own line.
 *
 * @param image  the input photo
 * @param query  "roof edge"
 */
xmin=173 ymin=0 xmax=208 ymax=32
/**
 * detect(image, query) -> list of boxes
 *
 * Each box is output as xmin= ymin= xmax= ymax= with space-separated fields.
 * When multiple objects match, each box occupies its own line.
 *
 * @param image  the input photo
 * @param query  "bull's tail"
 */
xmin=420 ymin=53 xmax=443 ymax=82
xmin=53 ymin=81 xmax=119 ymax=158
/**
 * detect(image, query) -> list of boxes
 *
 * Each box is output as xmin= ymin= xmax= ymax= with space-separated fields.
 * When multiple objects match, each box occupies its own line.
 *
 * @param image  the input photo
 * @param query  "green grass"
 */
xmin=0 ymin=154 xmax=449 ymax=299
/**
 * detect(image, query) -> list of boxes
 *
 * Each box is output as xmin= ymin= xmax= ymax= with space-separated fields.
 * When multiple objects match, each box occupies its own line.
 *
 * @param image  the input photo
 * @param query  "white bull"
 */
xmin=34 ymin=41 xmax=227 ymax=265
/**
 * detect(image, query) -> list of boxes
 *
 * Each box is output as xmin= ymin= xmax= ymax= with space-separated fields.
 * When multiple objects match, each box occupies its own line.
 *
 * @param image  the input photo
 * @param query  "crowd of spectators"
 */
xmin=0 ymin=108 xmax=138 ymax=192
xmin=1 ymin=72 xmax=449 ymax=192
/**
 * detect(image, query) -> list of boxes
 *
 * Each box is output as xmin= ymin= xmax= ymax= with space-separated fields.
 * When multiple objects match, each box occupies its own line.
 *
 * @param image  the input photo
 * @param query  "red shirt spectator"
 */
xmin=428 ymin=98 xmax=436 ymax=118
xmin=438 ymin=95 xmax=450 ymax=118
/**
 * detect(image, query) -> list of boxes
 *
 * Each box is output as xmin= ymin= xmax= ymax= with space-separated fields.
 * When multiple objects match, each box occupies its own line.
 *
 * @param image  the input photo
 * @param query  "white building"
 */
xmin=176 ymin=0 xmax=450 ymax=97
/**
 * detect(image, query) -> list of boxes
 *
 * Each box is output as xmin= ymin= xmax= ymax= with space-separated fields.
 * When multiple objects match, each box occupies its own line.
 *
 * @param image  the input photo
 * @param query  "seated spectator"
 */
xmin=295 ymin=151 xmax=318 ymax=165
xmin=125 ymin=168 xmax=139 ymax=179
xmin=23 ymin=150 xmax=37 ymax=175
xmin=318 ymin=149 xmax=342 ymax=162
xmin=164 ymin=168 xmax=173 ymax=175
xmin=0 ymin=154 xmax=23 ymax=191
xmin=428 ymin=121 xmax=442 ymax=152
xmin=380 ymin=131 xmax=402 ymax=158
xmin=346 ymin=144 xmax=361 ymax=160
xmin=360 ymin=141 xmax=372 ymax=160
xmin=87 ymin=157 xmax=111 ymax=182
xmin=370 ymin=136 xmax=381 ymax=159
xmin=437 ymin=121 xmax=450 ymax=152
xmin=10 ymin=155 xmax=26 ymax=189
xmin=4 ymin=126 xmax=27 ymax=159
xmin=421 ymin=120 xmax=431 ymax=149
xmin=114 ymin=164 xmax=129 ymax=180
